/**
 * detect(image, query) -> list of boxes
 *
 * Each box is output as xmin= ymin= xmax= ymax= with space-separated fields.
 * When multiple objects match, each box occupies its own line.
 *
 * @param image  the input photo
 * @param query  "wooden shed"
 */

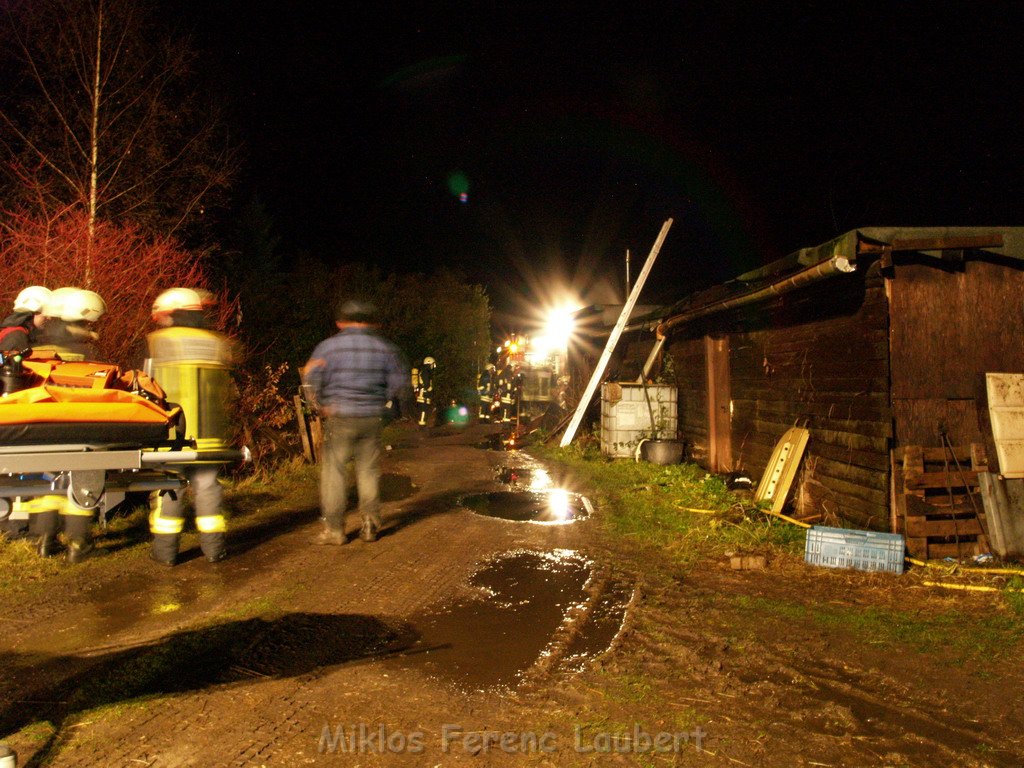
xmin=622 ymin=227 xmax=1024 ymax=536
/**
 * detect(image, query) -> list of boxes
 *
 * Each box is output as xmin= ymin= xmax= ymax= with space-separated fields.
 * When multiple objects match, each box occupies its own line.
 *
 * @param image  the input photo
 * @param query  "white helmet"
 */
xmin=423 ymin=356 xmax=436 ymax=366
xmin=42 ymin=287 xmax=81 ymax=319
xmin=56 ymin=289 xmax=106 ymax=323
xmin=153 ymin=287 xmax=204 ymax=317
xmin=194 ymin=288 xmax=216 ymax=307
xmin=13 ymin=285 xmax=51 ymax=313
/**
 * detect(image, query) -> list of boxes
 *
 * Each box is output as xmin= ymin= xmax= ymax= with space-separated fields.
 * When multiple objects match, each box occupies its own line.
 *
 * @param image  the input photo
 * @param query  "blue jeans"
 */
xmin=321 ymin=415 xmax=382 ymax=533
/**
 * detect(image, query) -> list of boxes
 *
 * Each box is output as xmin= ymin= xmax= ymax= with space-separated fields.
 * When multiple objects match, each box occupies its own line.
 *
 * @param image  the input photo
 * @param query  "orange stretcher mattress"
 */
xmin=0 ymin=358 xmax=181 ymax=445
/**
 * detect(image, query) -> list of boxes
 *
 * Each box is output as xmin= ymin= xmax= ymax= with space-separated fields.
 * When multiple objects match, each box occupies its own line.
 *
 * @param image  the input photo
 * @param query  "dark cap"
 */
xmin=335 ymin=299 xmax=377 ymax=323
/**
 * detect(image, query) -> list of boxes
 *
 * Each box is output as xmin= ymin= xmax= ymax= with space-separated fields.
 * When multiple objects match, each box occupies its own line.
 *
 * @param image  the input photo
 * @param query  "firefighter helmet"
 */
xmin=194 ymin=288 xmax=218 ymax=307
xmin=43 ymin=287 xmax=102 ymax=321
xmin=423 ymin=356 xmax=436 ymax=367
xmin=49 ymin=288 xmax=106 ymax=323
xmin=58 ymin=290 xmax=106 ymax=323
xmin=41 ymin=287 xmax=76 ymax=318
xmin=153 ymin=287 xmax=204 ymax=317
xmin=13 ymin=285 xmax=51 ymax=313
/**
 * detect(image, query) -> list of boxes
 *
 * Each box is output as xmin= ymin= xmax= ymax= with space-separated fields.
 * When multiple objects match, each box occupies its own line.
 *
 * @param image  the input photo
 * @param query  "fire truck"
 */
xmin=493 ymin=333 xmax=565 ymax=421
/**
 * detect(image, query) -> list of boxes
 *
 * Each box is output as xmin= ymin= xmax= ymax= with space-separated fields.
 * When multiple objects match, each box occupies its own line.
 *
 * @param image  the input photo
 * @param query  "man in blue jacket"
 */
xmin=302 ymin=300 xmax=411 ymax=544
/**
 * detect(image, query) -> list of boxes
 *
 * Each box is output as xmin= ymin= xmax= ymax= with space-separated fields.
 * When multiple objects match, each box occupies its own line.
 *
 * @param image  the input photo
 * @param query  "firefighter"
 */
xmin=414 ymin=356 xmax=435 ymax=426
xmin=509 ymin=366 xmax=524 ymax=424
xmin=146 ymin=288 xmax=236 ymax=565
xmin=476 ymin=363 xmax=495 ymax=422
xmin=27 ymin=288 xmax=107 ymax=562
xmin=496 ymin=361 xmax=522 ymax=424
xmin=33 ymin=287 xmax=106 ymax=361
xmin=0 ymin=287 xmax=51 ymax=540
xmin=0 ymin=285 xmax=51 ymax=351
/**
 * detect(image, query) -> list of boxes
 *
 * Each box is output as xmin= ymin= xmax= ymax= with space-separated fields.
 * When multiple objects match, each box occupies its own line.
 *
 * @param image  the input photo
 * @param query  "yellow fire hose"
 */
xmin=923 ymin=580 xmax=1024 ymax=593
xmin=761 ymin=507 xmax=1024 ymax=579
xmin=677 ymin=497 xmax=1024 ymax=583
xmin=906 ymin=557 xmax=1024 ymax=578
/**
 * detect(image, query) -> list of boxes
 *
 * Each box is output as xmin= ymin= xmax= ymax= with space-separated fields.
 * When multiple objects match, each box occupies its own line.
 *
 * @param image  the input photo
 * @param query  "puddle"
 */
xmin=11 ymin=572 xmax=219 ymax=656
xmin=388 ymin=550 xmax=591 ymax=691
xmin=18 ymin=552 xmax=285 ymax=657
xmin=459 ymin=490 xmax=591 ymax=524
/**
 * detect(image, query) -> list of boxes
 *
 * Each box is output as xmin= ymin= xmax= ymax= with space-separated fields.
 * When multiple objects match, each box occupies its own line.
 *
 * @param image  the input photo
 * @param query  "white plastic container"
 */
xmin=600 ymin=383 xmax=678 ymax=458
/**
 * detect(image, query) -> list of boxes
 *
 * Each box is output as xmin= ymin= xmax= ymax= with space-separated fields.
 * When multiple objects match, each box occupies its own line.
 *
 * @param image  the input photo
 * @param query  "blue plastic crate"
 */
xmin=804 ymin=525 xmax=905 ymax=574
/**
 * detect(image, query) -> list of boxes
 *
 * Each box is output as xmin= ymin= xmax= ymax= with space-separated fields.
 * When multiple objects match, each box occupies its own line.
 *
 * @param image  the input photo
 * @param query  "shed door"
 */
xmin=889 ymin=259 xmax=1024 ymax=451
xmin=706 ymin=335 xmax=732 ymax=472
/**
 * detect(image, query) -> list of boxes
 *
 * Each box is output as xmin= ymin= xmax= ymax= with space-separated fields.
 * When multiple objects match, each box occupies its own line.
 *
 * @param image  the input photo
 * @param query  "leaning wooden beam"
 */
xmin=560 ymin=218 xmax=673 ymax=447
xmin=638 ymin=330 xmax=666 ymax=383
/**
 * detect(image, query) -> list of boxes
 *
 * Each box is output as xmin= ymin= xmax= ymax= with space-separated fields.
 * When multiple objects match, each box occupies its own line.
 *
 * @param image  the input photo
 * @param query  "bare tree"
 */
xmin=0 ymin=208 xmax=240 ymax=364
xmin=0 ymin=0 xmax=237 ymax=283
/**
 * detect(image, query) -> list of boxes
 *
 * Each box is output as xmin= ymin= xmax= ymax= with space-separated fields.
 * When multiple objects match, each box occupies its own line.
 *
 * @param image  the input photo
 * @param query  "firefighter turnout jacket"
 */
xmin=146 ymin=324 xmax=235 ymax=563
xmin=146 ymin=325 xmax=234 ymax=454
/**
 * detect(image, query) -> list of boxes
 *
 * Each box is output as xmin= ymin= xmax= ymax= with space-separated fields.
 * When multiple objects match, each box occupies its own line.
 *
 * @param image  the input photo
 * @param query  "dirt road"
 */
xmin=2 ymin=421 xmax=1023 ymax=767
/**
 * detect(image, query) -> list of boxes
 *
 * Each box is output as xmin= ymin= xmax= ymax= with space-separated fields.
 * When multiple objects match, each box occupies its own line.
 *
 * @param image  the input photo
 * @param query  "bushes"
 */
xmin=231 ymin=362 xmax=299 ymax=477
xmin=0 ymin=209 xmax=230 ymax=365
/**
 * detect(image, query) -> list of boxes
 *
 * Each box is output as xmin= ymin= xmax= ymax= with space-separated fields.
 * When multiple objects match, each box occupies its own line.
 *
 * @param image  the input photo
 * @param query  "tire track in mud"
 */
xmin=728 ymin=651 xmax=1023 ymax=767
xmin=629 ymin=574 xmax=1024 ymax=768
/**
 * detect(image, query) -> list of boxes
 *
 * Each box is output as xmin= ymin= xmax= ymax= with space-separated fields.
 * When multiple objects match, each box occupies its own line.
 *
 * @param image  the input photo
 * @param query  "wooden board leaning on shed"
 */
xmin=755 ymin=427 xmax=810 ymax=515
xmin=893 ymin=444 xmax=989 ymax=559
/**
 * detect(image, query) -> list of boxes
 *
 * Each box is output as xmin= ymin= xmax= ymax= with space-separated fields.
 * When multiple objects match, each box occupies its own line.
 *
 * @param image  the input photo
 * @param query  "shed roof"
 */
xmin=650 ymin=226 xmax=1024 ymax=333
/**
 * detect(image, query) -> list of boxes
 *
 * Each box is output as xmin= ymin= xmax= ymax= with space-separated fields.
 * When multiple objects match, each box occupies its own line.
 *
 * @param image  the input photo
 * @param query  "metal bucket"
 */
xmin=640 ymin=439 xmax=684 ymax=465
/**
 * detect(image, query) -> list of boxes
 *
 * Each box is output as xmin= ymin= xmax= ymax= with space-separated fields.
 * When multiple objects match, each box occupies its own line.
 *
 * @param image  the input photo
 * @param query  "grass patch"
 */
xmin=0 ymin=456 xmax=321 ymax=609
xmin=529 ymin=442 xmax=804 ymax=565
xmin=730 ymin=593 xmax=1024 ymax=662
xmin=1005 ymin=576 xmax=1024 ymax=615
xmin=0 ymin=535 xmax=64 ymax=593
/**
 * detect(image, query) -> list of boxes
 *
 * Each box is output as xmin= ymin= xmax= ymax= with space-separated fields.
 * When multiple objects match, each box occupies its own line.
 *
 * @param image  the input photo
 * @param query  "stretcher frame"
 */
xmin=0 ymin=442 xmax=250 ymax=525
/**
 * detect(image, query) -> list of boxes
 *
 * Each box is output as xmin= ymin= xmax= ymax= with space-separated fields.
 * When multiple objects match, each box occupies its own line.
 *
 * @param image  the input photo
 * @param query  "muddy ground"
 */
xmin=1 ymin=421 xmax=1023 ymax=767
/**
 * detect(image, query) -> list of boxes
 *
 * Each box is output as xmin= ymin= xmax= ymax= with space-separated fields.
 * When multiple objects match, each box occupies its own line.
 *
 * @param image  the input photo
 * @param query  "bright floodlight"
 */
xmin=544 ymin=307 xmax=575 ymax=348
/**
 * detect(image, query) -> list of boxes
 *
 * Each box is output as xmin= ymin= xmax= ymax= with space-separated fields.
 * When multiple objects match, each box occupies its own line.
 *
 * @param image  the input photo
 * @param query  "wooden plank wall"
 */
xmin=666 ymin=263 xmax=892 ymax=529
xmin=669 ymin=337 xmax=710 ymax=464
xmin=888 ymin=258 xmax=1024 ymax=469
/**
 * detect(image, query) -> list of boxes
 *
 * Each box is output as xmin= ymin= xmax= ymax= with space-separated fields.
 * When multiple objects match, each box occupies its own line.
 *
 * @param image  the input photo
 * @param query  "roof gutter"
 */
xmin=657 ymin=254 xmax=856 ymax=336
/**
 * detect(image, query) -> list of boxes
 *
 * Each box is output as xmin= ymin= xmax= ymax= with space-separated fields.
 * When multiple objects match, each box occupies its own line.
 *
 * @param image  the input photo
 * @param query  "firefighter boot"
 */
xmin=66 ymin=539 xmax=95 ymax=564
xmin=37 ymin=533 xmax=56 ymax=558
xmin=63 ymin=513 xmax=95 ymax=564
xmin=200 ymin=531 xmax=227 ymax=563
xmin=150 ymin=534 xmax=180 ymax=566
xmin=150 ymin=489 xmax=185 ymax=565
xmin=30 ymin=509 xmax=60 ymax=558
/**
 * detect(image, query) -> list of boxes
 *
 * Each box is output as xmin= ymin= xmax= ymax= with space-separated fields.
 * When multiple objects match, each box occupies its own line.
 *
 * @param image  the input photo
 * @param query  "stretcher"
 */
xmin=0 ymin=351 xmax=249 ymax=526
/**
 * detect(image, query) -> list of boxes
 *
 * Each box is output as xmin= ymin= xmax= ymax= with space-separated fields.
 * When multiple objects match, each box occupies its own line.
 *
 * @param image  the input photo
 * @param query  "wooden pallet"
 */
xmin=896 ymin=443 xmax=989 ymax=559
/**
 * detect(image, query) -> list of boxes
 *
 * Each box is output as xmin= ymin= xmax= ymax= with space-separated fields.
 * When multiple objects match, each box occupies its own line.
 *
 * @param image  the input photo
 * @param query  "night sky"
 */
xmin=186 ymin=3 xmax=1024 ymax=323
